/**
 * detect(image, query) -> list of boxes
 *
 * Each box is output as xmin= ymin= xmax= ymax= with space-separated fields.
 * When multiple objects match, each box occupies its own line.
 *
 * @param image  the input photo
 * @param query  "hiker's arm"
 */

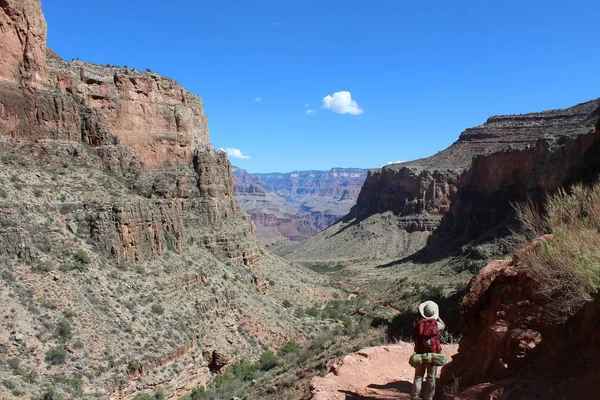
xmin=437 ymin=317 xmax=446 ymax=331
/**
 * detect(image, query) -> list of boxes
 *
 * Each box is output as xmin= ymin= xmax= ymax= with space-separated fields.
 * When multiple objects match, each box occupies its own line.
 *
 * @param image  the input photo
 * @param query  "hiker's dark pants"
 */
xmin=411 ymin=361 xmax=437 ymax=400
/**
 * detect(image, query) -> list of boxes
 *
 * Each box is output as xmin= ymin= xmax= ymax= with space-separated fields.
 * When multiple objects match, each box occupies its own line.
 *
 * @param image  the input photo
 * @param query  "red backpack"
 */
xmin=413 ymin=318 xmax=441 ymax=354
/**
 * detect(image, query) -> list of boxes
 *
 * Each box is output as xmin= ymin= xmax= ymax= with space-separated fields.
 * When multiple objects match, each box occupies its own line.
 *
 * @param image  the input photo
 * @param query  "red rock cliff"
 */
xmin=442 ymin=239 xmax=600 ymax=399
xmin=0 ymin=0 xmax=47 ymax=84
xmin=0 ymin=0 xmax=259 ymax=266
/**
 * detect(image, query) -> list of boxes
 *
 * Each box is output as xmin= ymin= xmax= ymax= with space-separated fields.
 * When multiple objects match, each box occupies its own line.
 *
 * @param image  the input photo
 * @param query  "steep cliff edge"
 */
xmin=233 ymin=167 xmax=368 ymax=245
xmin=0 ymin=2 xmax=332 ymax=399
xmin=0 ymin=0 xmax=259 ymax=266
xmin=281 ymin=99 xmax=600 ymax=266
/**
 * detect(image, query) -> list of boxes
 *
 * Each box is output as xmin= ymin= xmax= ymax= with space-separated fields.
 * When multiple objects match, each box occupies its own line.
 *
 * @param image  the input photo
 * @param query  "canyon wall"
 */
xmin=0 ymin=2 xmax=334 ymax=399
xmin=0 ymin=0 xmax=259 ymax=266
xmin=282 ymin=99 xmax=600 ymax=265
xmin=233 ymin=167 xmax=368 ymax=245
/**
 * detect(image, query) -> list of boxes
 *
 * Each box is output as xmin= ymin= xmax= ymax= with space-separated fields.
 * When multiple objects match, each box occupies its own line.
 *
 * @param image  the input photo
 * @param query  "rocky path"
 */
xmin=311 ymin=342 xmax=458 ymax=400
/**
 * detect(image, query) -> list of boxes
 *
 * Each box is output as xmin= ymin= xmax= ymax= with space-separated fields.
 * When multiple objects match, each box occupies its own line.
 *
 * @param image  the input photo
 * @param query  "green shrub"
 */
xmin=45 ymin=346 xmax=67 ymax=365
xmin=128 ymin=360 xmax=142 ymax=373
xmin=33 ymin=188 xmax=43 ymax=198
xmin=23 ymin=369 xmax=38 ymax=383
xmin=258 ymin=351 xmax=280 ymax=371
xmin=7 ymin=358 xmax=21 ymax=372
xmin=2 ymin=379 xmax=16 ymax=389
xmin=228 ymin=361 xmax=258 ymax=381
xmin=305 ymin=307 xmax=320 ymax=318
xmin=282 ymin=300 xmax=292 ymax=308
xmin=0 ymin=189 xmax=6 ymax=198
xmin=74 ymin=249 xmax=91 ymax=264
xmin=132 ymin=395 xmax=154 ymax=400
xmin=38 ymin=239 xmax=53 ymax=253
xmin=33 ymin=261 xmax=54 ymax=273
xmin=40 ymin=387 xmax=62 ymax=400
xmin=277 ymin=340 xmax=301 ymax=356
xmin=56 ymin=319 xmax=72 ymax=340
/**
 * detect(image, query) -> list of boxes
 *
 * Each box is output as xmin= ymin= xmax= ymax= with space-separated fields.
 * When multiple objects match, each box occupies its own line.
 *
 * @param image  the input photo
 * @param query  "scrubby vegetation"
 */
xmin=515 ymin=183 xmax=600 ymax=318
xmin=178 ymin=296 xmax=392 ymax=400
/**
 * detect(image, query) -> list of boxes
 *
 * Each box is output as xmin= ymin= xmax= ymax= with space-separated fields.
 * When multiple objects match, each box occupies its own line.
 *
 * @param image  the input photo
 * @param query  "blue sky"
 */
xmin=42 ymin=0 xmax=600 ymax=173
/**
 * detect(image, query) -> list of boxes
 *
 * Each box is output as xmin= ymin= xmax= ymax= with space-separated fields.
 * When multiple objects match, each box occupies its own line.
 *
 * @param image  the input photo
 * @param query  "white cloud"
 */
xmin=322 ymin=91 xmax=364 ymax=115
xmin=220 ymin=148 xmax=251 ymax=159
xmin=255 ymin=97 xmax=262 ymax=102
xmin=306 ymin=109 xmax=317 ymax=115
xmin=386 ymin=160 xmax=405 ymax=165
xmin=272 ymin=22 xmax=282 ymax=26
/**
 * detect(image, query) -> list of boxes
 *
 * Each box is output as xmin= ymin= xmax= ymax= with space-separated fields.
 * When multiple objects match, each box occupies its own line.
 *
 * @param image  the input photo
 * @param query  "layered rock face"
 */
xmin=0 ymin=0 xmax=258 ymax=267
xmin=233 ymin=167 xmax=367 ymax=245
xmin=48 ymin=58 xmax=210 ymax=166
xmin=0 ymin=2 xmax=331 ymax=399
xmin=282 ymin=99 xmax=600 ymax=265
xmin=442 ymin=239 xmax=600 ymax=399
xmin=431 ymin=104 xmax=600 ymax=247
xmin=0 ymin=0 xmax=47 ymax=84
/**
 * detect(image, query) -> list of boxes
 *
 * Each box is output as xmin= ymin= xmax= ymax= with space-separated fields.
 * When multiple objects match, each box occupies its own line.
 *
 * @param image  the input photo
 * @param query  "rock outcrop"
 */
xmin=0 ymin=0 xmax=47 ymax=84
xmin=233 ymin=167 xmax=368 ymax=245
xmin=441 ymin=238 xmax=600 ymax=399
xmin=282 ymin=99 xmax=600 ymax=266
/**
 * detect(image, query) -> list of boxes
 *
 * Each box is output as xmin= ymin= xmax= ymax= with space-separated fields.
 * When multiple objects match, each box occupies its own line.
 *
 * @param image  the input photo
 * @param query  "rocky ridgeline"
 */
xmin=232 ymin=167 xmax=368 ymax=245
xmin=283 ymin=98 xmax=600 ymax=265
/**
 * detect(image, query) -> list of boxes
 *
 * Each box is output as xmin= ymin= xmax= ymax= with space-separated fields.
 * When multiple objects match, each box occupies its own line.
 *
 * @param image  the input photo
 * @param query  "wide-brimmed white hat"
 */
xmin=418 ymin=300 xmax=439 ymax=320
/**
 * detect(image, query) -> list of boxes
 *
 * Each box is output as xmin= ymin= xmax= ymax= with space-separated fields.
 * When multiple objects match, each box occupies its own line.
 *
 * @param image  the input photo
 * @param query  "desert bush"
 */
xmin=7 ymin=357 xmax=21 ymax=372
xmin=39 ymin=387 xmax=62 ymax=400
xmin=2 ymin=379 xmax=16 ymax=389
xmin=277 ymin=340 xmax=301 ymax=356
xmin=45 ymin=346 xmax=67 ymax=365
xmin=305 ymin=306 xmax=320 ymax=318
xmin=74 ymin=249 xmax=91 ymax=264
xmin=132 ymin=395 xmax=154 ymax=400
xmin=56 ymin=319 xmax=72 ymax=340
xmin=151 ymin=303 xmax=165 ymax=315
xmin=258 ymin=351 xmax=280 ymax=371
xmin=0 ymin=189 xmax=6 ymax=198
xmin=515 ymin=183 xmax=600 ymax=318
xmin=282 ymin=299 xmax=292 ymax=308
xmin=24 ymin=368 xmax=38 ymax=383
xmin=34 ymin=188 xmax=43 ymax=197
xmin=33 ymin=261 xmax=54 ymax=273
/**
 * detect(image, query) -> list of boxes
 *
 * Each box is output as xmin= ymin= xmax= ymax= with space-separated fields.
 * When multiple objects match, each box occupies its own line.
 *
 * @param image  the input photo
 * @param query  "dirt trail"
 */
xmin=311 ymin=342 xmax=458 ymax=400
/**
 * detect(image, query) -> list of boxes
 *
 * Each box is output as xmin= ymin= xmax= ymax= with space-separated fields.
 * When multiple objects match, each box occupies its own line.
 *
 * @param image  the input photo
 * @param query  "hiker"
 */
xmin=409 ymin=300 xmax=446 ymax=400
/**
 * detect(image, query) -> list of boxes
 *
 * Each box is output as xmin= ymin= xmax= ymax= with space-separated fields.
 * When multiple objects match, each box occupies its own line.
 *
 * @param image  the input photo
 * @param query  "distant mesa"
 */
xmin=232 ymin=167 xmax=369 ymax=246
